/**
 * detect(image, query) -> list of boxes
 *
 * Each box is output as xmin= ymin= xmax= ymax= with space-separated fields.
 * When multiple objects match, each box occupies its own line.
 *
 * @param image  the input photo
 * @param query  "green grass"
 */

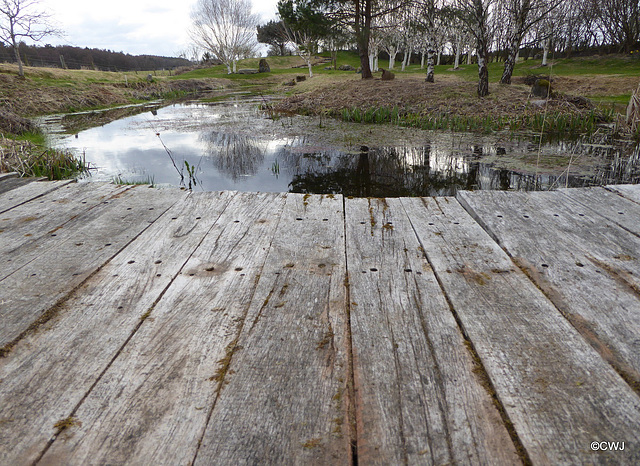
xmin=336 ymin=105 xmax=616 ymax=136
xmin=112 ymin=174 xmax=155 ymax=186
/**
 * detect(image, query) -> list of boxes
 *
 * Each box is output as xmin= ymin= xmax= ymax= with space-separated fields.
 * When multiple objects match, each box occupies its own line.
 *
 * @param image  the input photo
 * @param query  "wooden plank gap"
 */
xmin=339 ymin=196 xmax=359 ymax=466
xmin=0 ymin=179 xmax=74 ymax=214
xmin=407 ymin=197 xmax=532 ymax=465
xmin=0 ymin=189 xmax=180 ymax=358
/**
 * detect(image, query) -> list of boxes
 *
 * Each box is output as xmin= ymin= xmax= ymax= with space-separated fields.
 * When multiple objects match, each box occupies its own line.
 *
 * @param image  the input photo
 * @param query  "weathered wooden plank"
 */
xmin=194 ymin=193 xmax=351 ymax=465
xmin=0 ymin=172 xmax=18 ymax=181
xmin=345 ymin=197 xmax=519 ymax=465
xmin=0 ymin=186 xmax=182 ymax=348
xmin=402 ymin=197 xmax=640 ymax=465
xmin=559 ymin=186 xmax=640 ymax=236
xmin=607 ymin=183 xmax=640 ymax=204
xmin=0 ymin=191 xmax=234 ymax=465
xmin=0 ymin=175 xmax=29 ymax=196
xmin=0 ymin=179 xmax=72 ymax=214
xmin=457 ymin=189 xmax=640 ymax=384
xmin=0 ymin=182 xmax=129 ymax=279
xmin=37 ymin=191 xmax=286 ymax=465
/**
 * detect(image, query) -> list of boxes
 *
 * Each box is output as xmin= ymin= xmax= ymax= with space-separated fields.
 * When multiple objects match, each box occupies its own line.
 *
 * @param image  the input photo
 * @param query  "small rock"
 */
xmin=258 ymin=59 xmax=270 ymax=73
xmin=381 ymin=68 xmax=395 ymax=81
xmin=296 ymin=75 xmax=306 ymax=82
xmin=531 ymin=79 xmax=551 ymax=98
xmin=146 ymin=74 xmax=153 ymax=83
xmin=338 ymin=64 xmax=355 ymax=71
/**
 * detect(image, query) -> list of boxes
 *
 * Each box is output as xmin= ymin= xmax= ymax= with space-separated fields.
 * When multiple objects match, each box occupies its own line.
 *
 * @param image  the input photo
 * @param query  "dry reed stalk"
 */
xmin=626 ymin=83 xmax=640 ymax=132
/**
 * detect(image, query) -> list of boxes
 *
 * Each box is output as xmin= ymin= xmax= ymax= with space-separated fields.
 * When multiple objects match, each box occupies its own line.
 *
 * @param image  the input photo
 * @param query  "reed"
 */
xmin=333 ymin=105 xmax=615 ymax=136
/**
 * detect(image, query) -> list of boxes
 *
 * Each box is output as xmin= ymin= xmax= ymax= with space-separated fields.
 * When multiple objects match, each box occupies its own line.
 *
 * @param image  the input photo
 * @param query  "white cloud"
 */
xmin=36 ymin=0 xmax=278 ymax=57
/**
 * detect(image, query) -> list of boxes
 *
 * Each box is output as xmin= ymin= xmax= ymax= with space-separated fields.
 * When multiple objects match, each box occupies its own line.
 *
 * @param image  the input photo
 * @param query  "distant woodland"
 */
xmin=0 ymin=43 xmax=191 ymax=71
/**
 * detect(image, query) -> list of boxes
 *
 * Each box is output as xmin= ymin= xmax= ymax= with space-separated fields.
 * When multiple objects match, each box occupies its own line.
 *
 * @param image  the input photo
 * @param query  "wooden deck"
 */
xmin=1 ymin=178 xmax=639 ymax=464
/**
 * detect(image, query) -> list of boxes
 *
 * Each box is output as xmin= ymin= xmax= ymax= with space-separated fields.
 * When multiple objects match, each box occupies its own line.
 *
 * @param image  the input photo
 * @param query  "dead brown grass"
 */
xmin=275 ymin=74 xmax=596 ymax=120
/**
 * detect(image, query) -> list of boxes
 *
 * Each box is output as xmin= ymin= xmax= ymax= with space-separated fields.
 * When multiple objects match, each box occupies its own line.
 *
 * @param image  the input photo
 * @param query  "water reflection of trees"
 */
xmin=284 ymin=143 xmax=636 ymax=197
xmin=200 ymin=131 xmax=266 ymax=181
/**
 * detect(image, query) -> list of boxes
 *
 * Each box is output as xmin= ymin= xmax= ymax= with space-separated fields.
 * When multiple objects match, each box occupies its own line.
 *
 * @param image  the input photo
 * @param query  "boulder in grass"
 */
xmin=338 ymin=64 xmax=355 ymax=71
xmin=532 ymin=78 xmax=551 ymax=98
xmin=258 ymin=59 xmax=270 ymax=73
xmin=380 ymin=68 xmax=395 ymax=81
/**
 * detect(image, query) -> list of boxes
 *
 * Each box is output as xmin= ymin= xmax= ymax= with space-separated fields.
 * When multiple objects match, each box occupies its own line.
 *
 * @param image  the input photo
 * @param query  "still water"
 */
xmin=41 ymin=97 xmax=640 ymax=197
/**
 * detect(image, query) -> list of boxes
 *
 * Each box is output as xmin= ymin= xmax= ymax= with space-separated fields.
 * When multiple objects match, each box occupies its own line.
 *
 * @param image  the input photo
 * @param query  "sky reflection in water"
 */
xmin=46 ymin=99 xmax=640 ymax=197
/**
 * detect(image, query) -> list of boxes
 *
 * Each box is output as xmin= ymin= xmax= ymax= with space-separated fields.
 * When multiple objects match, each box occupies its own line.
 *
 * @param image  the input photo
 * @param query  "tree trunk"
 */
xmin=541 ymin=38 xmax=549 ymax=66
xmin=374 ymin=56 xmax=378 ymax=71
xmin=500 ymin=34 xmax=522 ymax=84
xmin=467 ymin=45 xmax=473 ymax=65
xmin=454 ymin=36 xmax=461 ymax=69
xmin=307 ymin=60 xmax=313 ymax=78
xmin=369 ymin=53 xmax=374 ymax=71
xmin=226 ymin=63 xmax=232 ymax=74
xmin=12 ymin=43 xmax=24 ymax=77
xmin=436 ymin=50 xmax=441 ymax=66
xmin=477 ymin=40 xmax=489 ymax=97
xmin=355 ymin=0 xmax=373 ymax=79
xmin=232 ymin=60 xmax=237 ymax=73
xmin=421 ymin=51 xmax=425 ymax=69
xmin=401 ymin=50 xmax=407 ymax=71
xmin=425 ymin=47 xmax=435 ymax=82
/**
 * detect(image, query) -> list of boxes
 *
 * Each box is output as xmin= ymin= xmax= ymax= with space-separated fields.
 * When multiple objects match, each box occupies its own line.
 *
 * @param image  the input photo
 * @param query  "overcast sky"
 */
xmin=37 ymin=0 xmax=279 ymax=57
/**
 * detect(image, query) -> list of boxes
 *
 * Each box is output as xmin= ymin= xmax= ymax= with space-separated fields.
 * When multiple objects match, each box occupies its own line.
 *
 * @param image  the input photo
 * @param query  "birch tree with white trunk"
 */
xmin=190 ymin=0 xmax=259 ymax=75
xmin=499 ymin=0 xmax=562 ymax=84
xmin=456 ymin=0 xmax=496 ymax=96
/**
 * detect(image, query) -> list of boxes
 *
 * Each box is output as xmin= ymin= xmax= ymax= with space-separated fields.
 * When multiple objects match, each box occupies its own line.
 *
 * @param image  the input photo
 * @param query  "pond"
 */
xmin=40 ymin=96 xmax=640 ymax=197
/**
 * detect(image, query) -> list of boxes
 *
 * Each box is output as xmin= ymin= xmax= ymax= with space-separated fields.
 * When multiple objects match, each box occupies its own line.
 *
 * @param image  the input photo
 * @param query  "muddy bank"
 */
xmin=0 ymin=74 xmax=220 ymax=120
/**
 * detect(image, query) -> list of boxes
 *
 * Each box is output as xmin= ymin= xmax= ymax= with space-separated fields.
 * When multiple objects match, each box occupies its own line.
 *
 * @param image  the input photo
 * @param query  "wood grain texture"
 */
xmin=0 ymin=191 xmax=233 ymax=465
xmin=194 ymin=193 xmax=351 ymax=466
xmin=457 ymin=189 xmax=640 ymax=383
xmin=559 ymin=186 xmax=640 ymax=236
xmin=39 ymin=192 xmax=287 ymax=466
xmin=0 ymin=182 xmax=128 ymax=280
xmin=345 ymin=197 xmax=519 ymax=465
xmin=607 ymin=184 xmax=640 ymax=204
xmin=403 ymin=196 xmax=640 ymax=465
xmin=0 ymin=186 xmax=181 ymax=348
xmin=0 ymin=180 xmax=72 ymax=214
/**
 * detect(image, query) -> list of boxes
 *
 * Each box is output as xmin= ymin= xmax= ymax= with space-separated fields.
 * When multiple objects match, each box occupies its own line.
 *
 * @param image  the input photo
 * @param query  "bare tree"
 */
xmin=190 ymin=0 xmax=259 ymax=74
xmin=0 ymin=0 xmax=60 ymax=77
xmin=456 ymin=0 xmax=496 ymax=97
xmin=499 ymin=0 xmax=561 ymax=84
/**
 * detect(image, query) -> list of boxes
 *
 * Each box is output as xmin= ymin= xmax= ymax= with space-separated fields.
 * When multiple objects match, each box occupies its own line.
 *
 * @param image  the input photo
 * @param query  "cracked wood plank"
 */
xmin=0 ymin=180 xmax=72 ymax=214
xmin=457 ymin=189 xmax=640 ymax=385
xmin=0 ymin=191 xmax=233 ymax=465
xmin=194 ymin=193 xmax=351 ymax=465
xmin=402 ymin=196 xmax=640 ymax=464
xmin=0 ymin=186 xmax=181 ymax=348
xmin=38 ymin=192 xmax=286 ymax=465
xmin=0 ymin=182 xmax=129 ymax=281
xmin=344 ymin=197 xmax=519 ymax=465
